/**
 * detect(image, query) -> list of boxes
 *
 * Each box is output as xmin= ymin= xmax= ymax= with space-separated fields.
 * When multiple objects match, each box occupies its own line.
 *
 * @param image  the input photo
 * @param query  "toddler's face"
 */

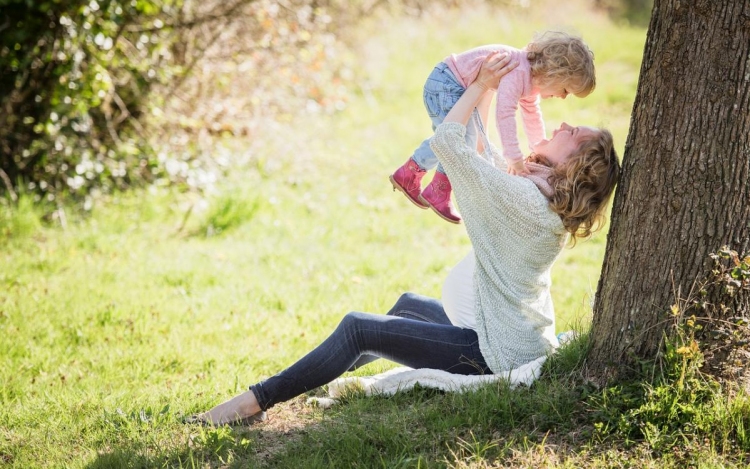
xmin=536 ymin=82 xmax=569 ymax=100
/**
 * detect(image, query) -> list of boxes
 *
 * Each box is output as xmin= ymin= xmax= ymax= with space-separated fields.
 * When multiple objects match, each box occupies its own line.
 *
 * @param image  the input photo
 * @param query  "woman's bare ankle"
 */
xmin=200 ymin=390 xmax=262 ymax=425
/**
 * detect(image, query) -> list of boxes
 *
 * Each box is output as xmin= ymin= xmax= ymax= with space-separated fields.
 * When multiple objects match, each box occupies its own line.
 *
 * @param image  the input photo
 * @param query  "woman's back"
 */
xmin=431 ymin=121 xmax=566 ymax=372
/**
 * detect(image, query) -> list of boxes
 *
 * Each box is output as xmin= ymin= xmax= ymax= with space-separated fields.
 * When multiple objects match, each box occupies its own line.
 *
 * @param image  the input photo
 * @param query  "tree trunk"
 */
xmin=588 ymin=0 xmax=750 ymax=380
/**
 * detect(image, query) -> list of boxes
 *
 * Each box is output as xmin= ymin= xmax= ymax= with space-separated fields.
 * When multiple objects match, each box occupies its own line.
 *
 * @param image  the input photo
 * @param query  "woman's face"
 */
xmin=533 ymin=123 xmax=599 ymax=166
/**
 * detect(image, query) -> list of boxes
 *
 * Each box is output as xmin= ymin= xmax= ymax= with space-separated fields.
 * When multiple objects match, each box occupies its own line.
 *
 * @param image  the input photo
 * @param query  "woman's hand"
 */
xmin=475 ymin=52 xmax=518 ymax=91
xmin=444 ymin=53 xmax=518 ymax=126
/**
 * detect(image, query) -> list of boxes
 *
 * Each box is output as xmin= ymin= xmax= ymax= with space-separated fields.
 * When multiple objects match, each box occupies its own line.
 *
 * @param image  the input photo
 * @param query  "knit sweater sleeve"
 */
xmin=431 ymin=122 xmax=549 ymax=227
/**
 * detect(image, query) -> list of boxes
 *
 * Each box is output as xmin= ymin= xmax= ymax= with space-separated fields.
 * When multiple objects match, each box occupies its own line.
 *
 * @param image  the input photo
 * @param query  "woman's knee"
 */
xmin=337 ymin=311 xmax=369 ymax=333
xmin=386 ymin=292 xmax=421 ymax=316
xmin=385 ymin=292 xmax=450 ymax=324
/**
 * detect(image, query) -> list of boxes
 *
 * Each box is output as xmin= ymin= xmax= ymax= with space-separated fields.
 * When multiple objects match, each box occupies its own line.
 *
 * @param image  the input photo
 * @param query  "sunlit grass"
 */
xmin=2 ymin=2 xmax=633 ymax=467
xmin=7 ymin=2 xmax=744 ymax=468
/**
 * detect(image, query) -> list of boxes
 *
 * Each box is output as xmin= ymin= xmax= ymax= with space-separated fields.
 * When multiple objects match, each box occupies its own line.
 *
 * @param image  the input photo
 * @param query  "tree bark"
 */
xmin=588 ymin=0 xmax=750 ymax=380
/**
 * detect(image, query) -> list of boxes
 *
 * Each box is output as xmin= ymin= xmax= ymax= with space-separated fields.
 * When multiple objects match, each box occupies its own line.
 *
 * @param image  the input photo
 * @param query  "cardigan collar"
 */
xmin=522 ymin=162 xmax=555 ymax=199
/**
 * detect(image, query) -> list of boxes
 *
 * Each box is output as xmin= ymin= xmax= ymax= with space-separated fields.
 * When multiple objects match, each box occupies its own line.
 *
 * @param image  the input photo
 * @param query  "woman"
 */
xmin=191 ymin=53 xmax=621 ymax=426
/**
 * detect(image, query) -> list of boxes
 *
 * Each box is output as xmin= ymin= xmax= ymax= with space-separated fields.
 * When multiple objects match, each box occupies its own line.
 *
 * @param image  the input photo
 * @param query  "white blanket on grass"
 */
xmin=306 ymin=355 xmax=547 ymax=409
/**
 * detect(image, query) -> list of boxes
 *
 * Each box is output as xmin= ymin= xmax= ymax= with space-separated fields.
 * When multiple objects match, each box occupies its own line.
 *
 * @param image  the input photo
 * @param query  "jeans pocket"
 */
xmin=441 ymin=90 xmax=462 ymax=115
xmin=423 ymin=90 xmax=441 ymax=118
xmin=468 ymin=343 xmax=485 ymax=372
xmin=424 ymin=89 xmax=464 ymax=120
xmin=463 ymin=330 xmax=491 ymax=374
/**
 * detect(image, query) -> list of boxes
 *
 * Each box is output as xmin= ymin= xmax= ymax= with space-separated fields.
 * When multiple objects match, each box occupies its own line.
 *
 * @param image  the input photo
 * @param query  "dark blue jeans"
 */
xmin=250 ymin=292 xmax=491 ymax=410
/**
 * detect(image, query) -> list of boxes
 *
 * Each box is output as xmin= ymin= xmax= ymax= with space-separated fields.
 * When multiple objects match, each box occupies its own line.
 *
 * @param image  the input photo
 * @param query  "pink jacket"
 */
xmin=444 ymin=45 xmax=545 ymax=163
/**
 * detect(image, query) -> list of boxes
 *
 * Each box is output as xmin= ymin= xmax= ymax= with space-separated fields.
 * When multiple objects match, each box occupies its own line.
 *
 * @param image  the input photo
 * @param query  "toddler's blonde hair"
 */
xmin=527 ymin=31 xmax=596 ymax=98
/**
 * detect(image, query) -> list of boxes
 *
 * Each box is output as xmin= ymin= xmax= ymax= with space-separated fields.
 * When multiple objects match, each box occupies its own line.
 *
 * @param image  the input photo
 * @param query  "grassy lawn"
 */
xmin=2 ymin=2 xmax=747 ymax=468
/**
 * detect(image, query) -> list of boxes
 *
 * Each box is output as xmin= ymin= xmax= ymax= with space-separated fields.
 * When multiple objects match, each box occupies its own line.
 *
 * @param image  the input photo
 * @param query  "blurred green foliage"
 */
xmin=594 ymin=0 xmax=654 ymax=26
xmin=0 ymin=0 xmax=184 ymax=201
xmin=0 ymin=0 xmax=476 ymax=206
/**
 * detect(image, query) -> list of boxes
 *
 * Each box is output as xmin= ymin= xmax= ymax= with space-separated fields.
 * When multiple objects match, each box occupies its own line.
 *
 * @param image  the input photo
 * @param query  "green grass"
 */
xmin=1 ymin=1 xmax=748 ymax=468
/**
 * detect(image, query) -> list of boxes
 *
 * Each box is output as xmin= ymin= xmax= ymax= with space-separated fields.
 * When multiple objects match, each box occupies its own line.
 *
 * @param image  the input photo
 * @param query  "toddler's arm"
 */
xmin=519 ymin=95 xmax=545 ymax=154
xmin=495 ymin=81 xmax=530 ymax=175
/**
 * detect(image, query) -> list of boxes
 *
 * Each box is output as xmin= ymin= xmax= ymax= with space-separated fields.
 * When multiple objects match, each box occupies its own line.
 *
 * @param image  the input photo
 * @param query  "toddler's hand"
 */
xmin=507 ymin=159 xmax=529 ymax=176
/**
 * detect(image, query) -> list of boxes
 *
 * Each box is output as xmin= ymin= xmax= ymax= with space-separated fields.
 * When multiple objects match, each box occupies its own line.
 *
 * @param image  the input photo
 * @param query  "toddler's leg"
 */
xmin=417 ymin=66 xmax=468 ymax=224
xmin=391 ymin=63 xmax=465 ymax=210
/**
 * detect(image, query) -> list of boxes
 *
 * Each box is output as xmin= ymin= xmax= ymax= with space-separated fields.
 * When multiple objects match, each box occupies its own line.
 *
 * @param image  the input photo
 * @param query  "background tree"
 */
xmin=589 ymin=0 xmax=750 ymax=383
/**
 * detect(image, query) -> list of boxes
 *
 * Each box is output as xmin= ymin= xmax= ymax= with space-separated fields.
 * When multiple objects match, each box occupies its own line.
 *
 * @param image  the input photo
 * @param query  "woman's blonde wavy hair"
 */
xmin=533 ymin=129 xmax=620 ymax=244
xmin=527 ymin=31 xmax=596 ymax=98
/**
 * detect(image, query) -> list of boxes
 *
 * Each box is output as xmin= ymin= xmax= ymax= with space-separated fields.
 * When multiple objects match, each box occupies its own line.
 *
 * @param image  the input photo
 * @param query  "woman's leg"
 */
xmin=347 ymin=292 xmax=451 ymax=370
xmin=384 ymin=292 xmax=453 ymax=324
xmin=196 ymin=387 xmax=264 ymax=426
xmin=195 ymin=293 xmax=466 ymax=425
xmin=250 ymin=307 xmax=489 ymax=411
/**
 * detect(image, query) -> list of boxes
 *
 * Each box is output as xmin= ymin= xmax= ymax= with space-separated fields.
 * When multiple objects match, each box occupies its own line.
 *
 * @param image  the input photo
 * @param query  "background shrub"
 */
xmin=1 ymin=0 xmax=652 ymax=207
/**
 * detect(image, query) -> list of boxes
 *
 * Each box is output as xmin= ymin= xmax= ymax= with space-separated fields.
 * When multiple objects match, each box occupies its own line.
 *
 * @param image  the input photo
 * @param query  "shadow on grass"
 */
xmin=84 ymin=421 xmax=312 ymax=469
xmin=84 ymin=335 xmax=750 ymax=468
xmin=85 ymin=341 xmax=601 ymax=468
xmin=84 ymin=381 xmax=595 ymax=468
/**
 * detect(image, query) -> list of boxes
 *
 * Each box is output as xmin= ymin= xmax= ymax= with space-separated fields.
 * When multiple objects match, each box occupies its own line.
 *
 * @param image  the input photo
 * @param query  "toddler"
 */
xmin=389 ymin=31 xmax=596 ymax=223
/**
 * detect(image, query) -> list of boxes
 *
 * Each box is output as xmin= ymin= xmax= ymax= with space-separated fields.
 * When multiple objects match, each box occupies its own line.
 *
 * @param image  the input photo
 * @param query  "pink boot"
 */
xmin=419 ymin=172 xmax=461 ymax=224
xmin=389 ymin=158 xmax=428 ymax=209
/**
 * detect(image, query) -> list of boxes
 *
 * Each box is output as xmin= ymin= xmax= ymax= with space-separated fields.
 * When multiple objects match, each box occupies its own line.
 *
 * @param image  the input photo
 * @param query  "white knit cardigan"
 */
xmin=430 ymin=122 xmax=567 ymax=373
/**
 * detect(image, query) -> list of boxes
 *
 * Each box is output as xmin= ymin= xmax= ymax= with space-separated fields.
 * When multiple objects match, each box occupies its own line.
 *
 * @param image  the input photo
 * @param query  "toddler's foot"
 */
xmin=419 ymin=172 xmax=461 ymax=224
xmin=390 ymin=158 xmax=429 ymax=209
